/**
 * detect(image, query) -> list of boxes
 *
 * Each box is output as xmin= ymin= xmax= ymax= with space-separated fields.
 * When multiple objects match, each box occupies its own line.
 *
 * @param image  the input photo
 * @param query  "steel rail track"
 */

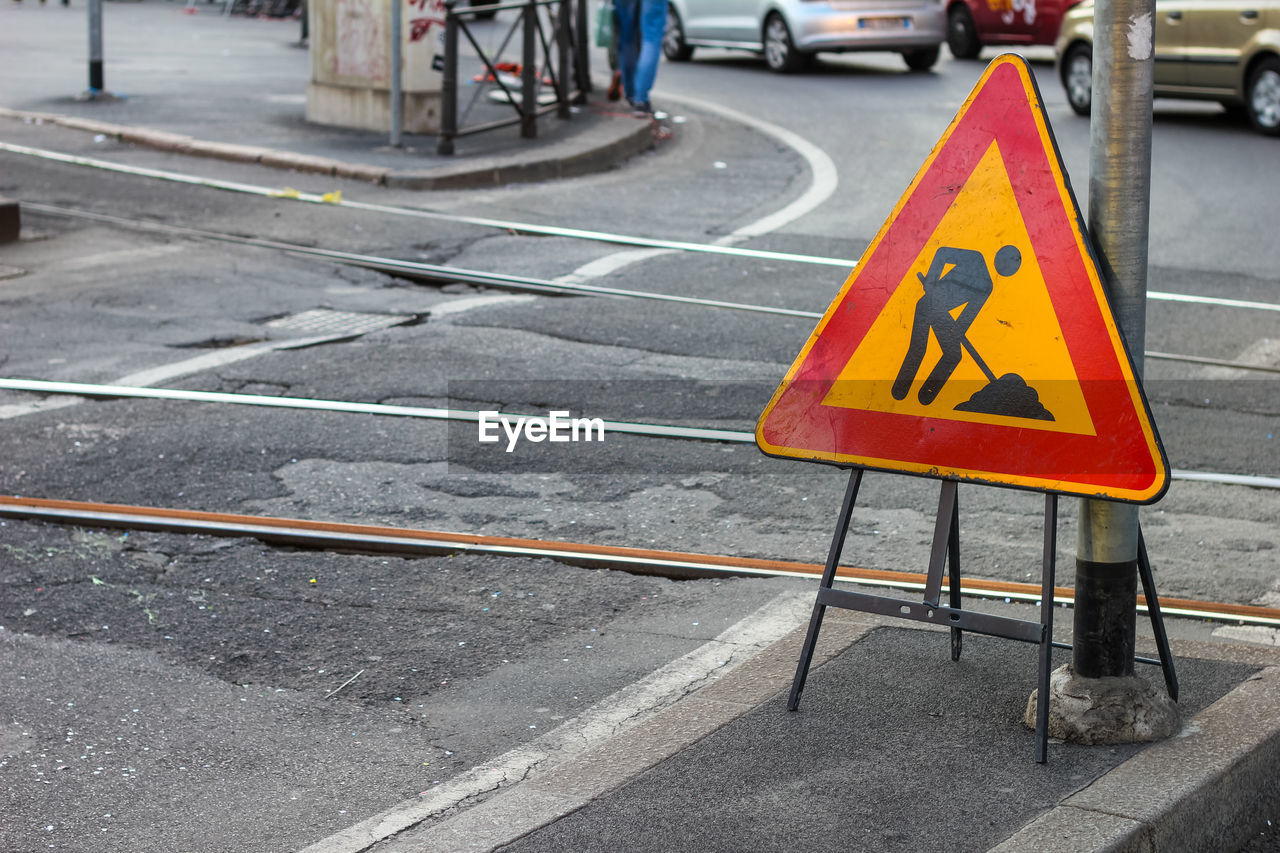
xmin=1 ymin=495 xmax=1276 ymax=627
xmin=5 ymin=142 xmax=1280 ymax=315
xmin=20 ymin=203 xmax=1280 ymax=375
xmin=3 ymin=376 xmax=1278 ymax=491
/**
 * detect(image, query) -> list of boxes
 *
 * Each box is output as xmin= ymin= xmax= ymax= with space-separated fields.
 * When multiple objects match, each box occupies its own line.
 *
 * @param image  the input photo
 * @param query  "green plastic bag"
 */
xmin=594 ymin=0 xmax=614 ymax=48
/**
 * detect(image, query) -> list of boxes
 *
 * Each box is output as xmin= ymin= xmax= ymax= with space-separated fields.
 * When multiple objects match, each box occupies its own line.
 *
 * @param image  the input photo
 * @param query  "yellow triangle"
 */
xmin=822 ymin=141 xmax=1096 ymax=437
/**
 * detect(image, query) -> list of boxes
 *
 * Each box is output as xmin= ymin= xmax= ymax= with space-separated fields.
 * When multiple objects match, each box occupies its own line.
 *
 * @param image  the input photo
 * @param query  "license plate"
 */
xmin=858 ymin=16 xmax=910 ymax=29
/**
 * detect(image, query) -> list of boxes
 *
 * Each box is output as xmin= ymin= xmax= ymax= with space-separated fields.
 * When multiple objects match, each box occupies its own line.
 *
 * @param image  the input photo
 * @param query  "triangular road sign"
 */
xmin=756 ymin=54 xmax=1168 ymax=503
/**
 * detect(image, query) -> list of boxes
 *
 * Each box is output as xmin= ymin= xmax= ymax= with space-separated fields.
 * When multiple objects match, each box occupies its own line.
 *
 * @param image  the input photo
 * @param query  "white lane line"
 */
xmin=296 ymin=589 xmax=813 ymax=853
xmin=554 ymin=247 xmax=673 ymax=284
xmin=656 ymin=90 xmax=840 ymax=241
xmin=425 ymin=294 xmax=536 ymax=318
xmin=551 ymin=90 xmax=841 ymax=286
xmin=0 ymin=337 xmax=330 ymax=420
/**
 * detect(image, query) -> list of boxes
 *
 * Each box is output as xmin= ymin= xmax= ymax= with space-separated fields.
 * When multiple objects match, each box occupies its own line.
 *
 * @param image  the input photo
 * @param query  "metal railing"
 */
xmin=437 ymin=0 xmax=590 ymax=155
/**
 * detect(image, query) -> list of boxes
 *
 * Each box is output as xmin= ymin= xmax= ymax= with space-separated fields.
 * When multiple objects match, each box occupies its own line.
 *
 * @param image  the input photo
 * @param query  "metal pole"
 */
xmin=437 ymin=1 xmax=458 ymax=155
xmin=88 ymin=0 xmax=105 ymax=93
xmin=574 ymin=0 xmax=590 ymax=97
xmin=390 ymin=0 xmax=404 ymax=147
xmin=1073 ymin=0 xmax=1154 ymax=679
xmin=521 ymin=0 xmax=537 ymax=138
xmin=556 ymin=0 xmax=571 ymax=118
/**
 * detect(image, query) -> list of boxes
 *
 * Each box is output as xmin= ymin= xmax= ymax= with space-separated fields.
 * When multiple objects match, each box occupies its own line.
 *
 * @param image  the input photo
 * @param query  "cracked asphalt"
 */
xmin=2 ymin=15 xmax=1278 ymax=847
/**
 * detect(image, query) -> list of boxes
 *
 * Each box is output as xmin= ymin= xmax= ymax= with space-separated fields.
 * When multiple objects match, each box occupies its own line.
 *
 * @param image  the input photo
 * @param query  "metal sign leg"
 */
xmin=1137 ymin=526 xmax=1179 ymax=701
xmin=1035 ymin=493 xmax=1058 ymax=763
xmin=788 ymin=468 xmax=864 ymax=712
xmin=947 ymin=488 xmax=962 ymax=661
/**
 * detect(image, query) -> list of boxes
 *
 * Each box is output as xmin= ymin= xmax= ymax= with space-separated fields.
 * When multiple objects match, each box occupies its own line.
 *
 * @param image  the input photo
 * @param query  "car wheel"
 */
xmin=663 ymin=5 xmax=694 ymax=62
xmin=1245 ymin=56 xmax=1280 ymax=137
xmin=1062 ymin=43 xmax=1093 ymax=116
xmin=763 ymin=13 xmax=806 ymax=73
xmin=946 ymin=4 xmax=981 ymax=60
xmin=903 ymin=46 xmax=940 ymax=71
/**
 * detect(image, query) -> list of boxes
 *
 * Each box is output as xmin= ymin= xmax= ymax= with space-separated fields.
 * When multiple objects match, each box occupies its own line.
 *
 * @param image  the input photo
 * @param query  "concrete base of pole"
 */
xmin=1025 ymin=664 xmax=1180 ymax=745
xmin=75 ymin=90 xmax=122 ymax=103
xmin=306 ymin=82 xmax=440 ymax=135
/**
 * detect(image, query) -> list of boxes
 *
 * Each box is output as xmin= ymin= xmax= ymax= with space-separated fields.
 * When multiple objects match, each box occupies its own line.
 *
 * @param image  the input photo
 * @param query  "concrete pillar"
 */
xmin=306 ymin=0 xmax=445 ymax=134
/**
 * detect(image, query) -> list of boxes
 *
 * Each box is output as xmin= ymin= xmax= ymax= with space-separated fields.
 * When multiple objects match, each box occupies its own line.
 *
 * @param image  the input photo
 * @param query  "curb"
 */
xmin=321 ymin=616 xmax=1280 ymax=853
xmin=384 ymin=115 xmax=661 ymax=190
xmin=353 ymin=613 xmax=880 ymax=853
xmin=989 ymin=644 xmax=1280 ymax=852
xmin=0 ymin=104 xmax=657 ymax=190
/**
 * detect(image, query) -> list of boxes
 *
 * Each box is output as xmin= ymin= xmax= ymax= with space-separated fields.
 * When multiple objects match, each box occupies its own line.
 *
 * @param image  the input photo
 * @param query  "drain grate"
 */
xmin=263 ymin=309 xmax=417 ymax=340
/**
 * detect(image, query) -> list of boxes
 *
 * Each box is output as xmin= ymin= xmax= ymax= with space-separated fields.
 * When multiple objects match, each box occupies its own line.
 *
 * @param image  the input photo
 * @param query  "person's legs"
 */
xmin=629 ymin=0 xmax=666 ymax=107
xmin=613 ymin=0 xmax=641 ymax=102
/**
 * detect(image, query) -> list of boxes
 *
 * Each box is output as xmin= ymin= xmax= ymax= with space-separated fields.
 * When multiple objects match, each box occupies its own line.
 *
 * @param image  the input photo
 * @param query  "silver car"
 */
xmin=662 ymin=0 xmax=947 ymax=72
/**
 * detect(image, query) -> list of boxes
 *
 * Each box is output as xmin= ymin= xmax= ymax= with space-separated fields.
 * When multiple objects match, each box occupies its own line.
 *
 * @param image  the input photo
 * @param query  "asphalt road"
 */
xmin=1 ymin=5 xmax=1278 ymax=850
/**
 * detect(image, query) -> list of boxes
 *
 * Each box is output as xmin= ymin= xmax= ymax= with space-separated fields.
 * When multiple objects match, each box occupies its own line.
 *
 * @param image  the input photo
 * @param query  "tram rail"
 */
xmin=4 ymin=142 xmax=1280 ymax=316
xmin=2 ymin=376 xmax=1277 ymax=492
xmin=2 ymin=494 xmax=1277 ymax=627
xmin=18 ymin=202 xmax=1280 ymax=376
xmin=3 ymin=145 xmax=1277 ymax=632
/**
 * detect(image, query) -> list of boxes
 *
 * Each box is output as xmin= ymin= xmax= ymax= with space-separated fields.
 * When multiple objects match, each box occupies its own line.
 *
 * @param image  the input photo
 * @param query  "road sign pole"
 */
xmin=389 ymin=0 xmax=403 ymax=148
xmin=88 ymin=0 xmax=105 ymax=93
xmin=1074 ymin=0 xmax=1153 ymax=679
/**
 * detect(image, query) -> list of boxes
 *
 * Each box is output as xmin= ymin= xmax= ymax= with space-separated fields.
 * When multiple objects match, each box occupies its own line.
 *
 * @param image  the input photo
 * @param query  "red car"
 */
xmin=945 ymin=0 xmax=1082 ymax=58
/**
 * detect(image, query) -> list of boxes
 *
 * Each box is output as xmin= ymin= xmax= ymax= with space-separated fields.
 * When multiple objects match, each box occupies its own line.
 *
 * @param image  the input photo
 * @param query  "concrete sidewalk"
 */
xmin=350 ymin=610 xmax=1280 ymax=853
xmin=0 ymin=0 xmax=657 ymax=189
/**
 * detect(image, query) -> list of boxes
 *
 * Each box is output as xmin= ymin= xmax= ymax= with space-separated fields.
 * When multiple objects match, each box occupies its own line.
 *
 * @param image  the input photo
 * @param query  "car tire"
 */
xmin=903 ymin=46 xmax=940 ymax=71
xmin=1062 ymin=43 xmax=1093 ymax=116
xmin=663 ymin=5 xmax=694 ymax=62
xmin=763 ymin=13 xmax=807 ymax=73
xmin=1245 ymin=55 xmax=1280 ymax=137
xmin=946 ymin=4 xmax=981 ymax=60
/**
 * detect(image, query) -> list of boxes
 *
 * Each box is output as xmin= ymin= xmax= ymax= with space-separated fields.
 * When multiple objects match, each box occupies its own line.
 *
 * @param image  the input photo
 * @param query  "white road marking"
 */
xmin=49 ymin=243 xmax=187 ymax=272
xmin=0 ymin=335 xmax=333 ymax=420
xmin=297 ymin=590 xmax=813 ymax=853
xmin=657 ymin=90 xmax=840 ymax=241
xmin=426 ymin=294 xmax=536 ymax=318
xmin=553 ymin=88 xmax=841 ymax=286
xmin=0 ymin=296 xmax=524 ymax=421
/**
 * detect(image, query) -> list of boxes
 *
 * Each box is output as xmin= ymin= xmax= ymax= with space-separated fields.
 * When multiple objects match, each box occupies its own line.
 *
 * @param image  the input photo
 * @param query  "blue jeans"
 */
xmin=614 ymin=0 xmax=666 ymax=105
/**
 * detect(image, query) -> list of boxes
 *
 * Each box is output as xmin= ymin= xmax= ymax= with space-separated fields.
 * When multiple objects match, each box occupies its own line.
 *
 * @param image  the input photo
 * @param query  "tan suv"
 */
xmin=1055 ymin=0 xmax=1280 ymax=135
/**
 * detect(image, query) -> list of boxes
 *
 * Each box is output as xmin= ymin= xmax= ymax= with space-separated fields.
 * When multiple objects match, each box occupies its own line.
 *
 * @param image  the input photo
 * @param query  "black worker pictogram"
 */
xmin=891 ymin=244 xmax=1054 ymax=421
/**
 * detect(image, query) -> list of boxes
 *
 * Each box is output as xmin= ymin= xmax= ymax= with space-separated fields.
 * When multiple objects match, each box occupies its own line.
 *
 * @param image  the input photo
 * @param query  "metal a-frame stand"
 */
xmin=786 ymin=468 xmax=1178 ymax=763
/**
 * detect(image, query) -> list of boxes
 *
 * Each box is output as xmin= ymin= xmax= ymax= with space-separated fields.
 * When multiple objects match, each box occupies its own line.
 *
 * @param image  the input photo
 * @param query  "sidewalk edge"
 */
xmin=0 ymin=106 xmax=656 ymax=190
xmin=988 ymin=664 xmax=1280 ymax=853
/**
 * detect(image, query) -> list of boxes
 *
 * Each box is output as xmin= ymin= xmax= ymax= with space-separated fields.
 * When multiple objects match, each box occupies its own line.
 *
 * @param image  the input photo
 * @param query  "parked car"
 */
xmin=944 ymin=0 xmax=1083 ymax=59
xmin=1055 ymin=0 xmax=1280 ymax=135
xmin=662 ymin=0 xmax=947 ymax=72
